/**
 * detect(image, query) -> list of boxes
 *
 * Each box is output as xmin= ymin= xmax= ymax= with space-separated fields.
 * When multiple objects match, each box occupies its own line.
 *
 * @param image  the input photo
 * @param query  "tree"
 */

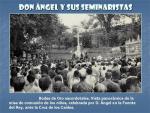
xmin=62 ymin=32 xmax=74 ymax=49
xmin=54 ymin=23 xmax=68 ymax=49
xmin=10 ymin=14 xmax=67 ymax=57
xmin=10 ymin=14 xmax=29 ymax=57
xmin=80 ymin=32 xmax=92 ymax=48
xmin=81 ymin=18 xmax=94 ymax=30
xmin=96 ymin=14 xmax=115 ymax=33
xmin=90 ymin=14 xmax=141 ymax=47
xmin=96 ymin=14 xmax=117 ymax=46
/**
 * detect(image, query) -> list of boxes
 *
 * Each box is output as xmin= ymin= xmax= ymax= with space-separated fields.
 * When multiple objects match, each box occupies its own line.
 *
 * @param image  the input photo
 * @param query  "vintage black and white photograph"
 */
xmin=10 ymin=14 xmax=141 ymax=93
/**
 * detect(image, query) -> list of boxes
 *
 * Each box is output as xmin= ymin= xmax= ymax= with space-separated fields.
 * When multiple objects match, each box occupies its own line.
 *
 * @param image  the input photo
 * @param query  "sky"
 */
xmin=58 ymin=14 xmax=90 ymax=28
xmin=58 ymin=14 xmax=134 ymax=32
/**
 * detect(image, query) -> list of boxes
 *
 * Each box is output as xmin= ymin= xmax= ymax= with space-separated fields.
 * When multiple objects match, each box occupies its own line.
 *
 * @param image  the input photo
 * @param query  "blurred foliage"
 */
xmin=10 ymin=14 xmax=67 ymax=56
xmin=80 ymin=14 xmax=141 ymax=47
xmin=10 ymin=14 xmax=141 ymax=57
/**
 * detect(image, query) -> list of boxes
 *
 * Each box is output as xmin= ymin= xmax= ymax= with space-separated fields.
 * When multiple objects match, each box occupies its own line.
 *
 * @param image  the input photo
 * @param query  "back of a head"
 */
xmin=79 ymin=73 xmax=86 ymax=81
xmin=128 ymin=66 xmax=137 ymax=76
xmin=48 ymin=70 xmax=56 ymax=79
xmin=13 ymin=77 xmax=25 ymax=92
xmin=86 ymin=67 xmax=92 ymax=75
xmin=120 ymin=66 xmax=127 ymax=74
xmin=42 ymin=73 xmax=49 ymax=78
xmin=94 ymin=83 xmax=107 ymax=92
xmin=105 ymin=72 xmax=112 ymax=79
xmin=107 ymin=83 xmax=120 ymax=92
xmin=27 ymin=71 xmax=35 ymax=83
xmin=103 ymin=66 xmax=106 ymax=70
xmin=28 ymin=69 xmax=35 ymax=75
xmin=81 ymin=63 xmax=86 ymax=68
xmin=73 ymin=70 xmax=81 ymax=78
xmin=77 ymin=83 xmax=93 ymax=92
xmin=11 ymin=66 xmax=20 ymax=77
xmin=39 ymin=76 xmax=51 ymax=91
xmin=41 ymin=64 xmax=48 ymax=74
xmin=53 ymin=81 xmax=64 ymax=92
xmin=126 ymin=76 xmax=138 ymax=90
xmin=101 ymin=62 xmax=105 ymax=66
xmin=91 ymin=61 xmax=95 ymax=66
xmin=60 ymin=86 xmax=70 ymax=92
xmin=111 ymin=70 xmax=120 ymax=80
xmin=76 ymin=63 xmax=81 ymax=70
xmin=54 ymin=75 xmax=63 ymax=82
xmin=113 ymin=62 xmax=118 ymax=67
xmin=72 ymin=84 xmax=79 ymax=92
xmin=121 ymin=60 xmax=127 ymax=67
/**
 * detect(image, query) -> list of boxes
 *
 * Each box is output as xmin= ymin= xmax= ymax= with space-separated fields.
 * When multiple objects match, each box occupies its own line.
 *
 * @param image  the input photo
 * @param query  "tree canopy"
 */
xmin=10 ymin=14 xmax=67 ymax=57
xmin=80 ymin=14 xmax=141 ymax=47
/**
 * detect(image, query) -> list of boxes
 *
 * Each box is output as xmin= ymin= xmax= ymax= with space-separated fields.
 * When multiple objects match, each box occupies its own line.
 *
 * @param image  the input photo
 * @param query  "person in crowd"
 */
xmin=53 ymin=81 xmax=70 ymax=92
xmin=24 ymin=70 xmax=41 ymax=93
xmin=79 ymin=63 xmax=86 ymax=78
xmin=69 ymin=70 xmax=81 ymax=90
xmin=39 ymin=76 xmax=51 ymax=93
xmin=111 ymin=62 xmax=121 ymax=83
xmin=48 ymin=66 xmax=57 ymax=79
xmin=85 ymin=67 xmax=96 ymax=88
xmin=72 ymin=72 xmax=93 ymax=92
xmin=101 ymin=66 xmax=107 ymax=78
xmin=91 ymin=61 xmax=100 ymax=82
xmin=126 ymin=76 xmax=141 ymax=92
xmin=10 ymin=55 xmax=141 ymax=93
xmin=10 ymin=77 xmax=15 ymax=93
xmin=53 ymin=74 xmax=64 ymax=84
xmin=94 ymin=83 xmax=107 ymax=92
xmin=102 ymin=72 xmax=121 ymax=92
xmin=67 ymin=63 xmax=76 ymax=89
xmin=118 ymin=73 xmax=127 ymax=92
xmin=128 ymin=63 xmax=137 ymax=76
xmin=40 ymin=60 xmax=49 ymax=74
xmin=13 ymin=76 xmax=25 ymax=92
xmin=56 ymin=63 xmax=68 ymax=86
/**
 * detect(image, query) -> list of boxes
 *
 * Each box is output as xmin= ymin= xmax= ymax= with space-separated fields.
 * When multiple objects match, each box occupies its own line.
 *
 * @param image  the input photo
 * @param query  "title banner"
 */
xmin=18 ymin=3 xmax=133 ymax=11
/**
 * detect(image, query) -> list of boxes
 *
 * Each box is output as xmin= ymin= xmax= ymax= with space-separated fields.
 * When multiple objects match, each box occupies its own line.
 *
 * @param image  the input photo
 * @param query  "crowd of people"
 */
xmin=10 ymin=54 xmax=141 ymax=93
